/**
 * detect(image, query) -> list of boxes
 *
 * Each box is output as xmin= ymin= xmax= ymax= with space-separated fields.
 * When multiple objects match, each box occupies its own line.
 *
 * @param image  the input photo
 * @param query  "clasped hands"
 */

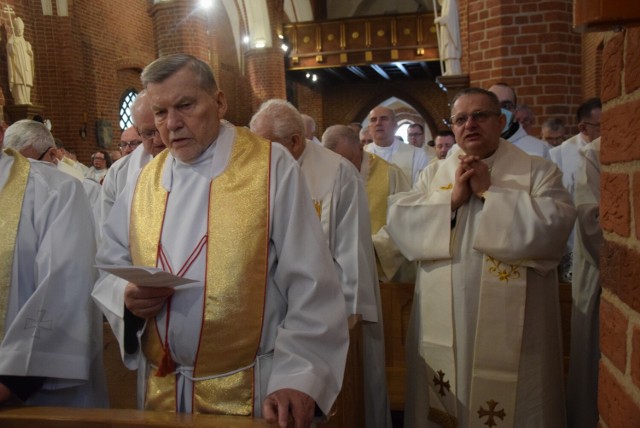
xmin=451 ymin=154 xmax=491 ymax=211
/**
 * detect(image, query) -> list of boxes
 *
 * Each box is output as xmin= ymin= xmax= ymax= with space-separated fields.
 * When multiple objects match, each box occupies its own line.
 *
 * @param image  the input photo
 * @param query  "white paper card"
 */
xmin=95 ymin=265 xmax=199 ymax=290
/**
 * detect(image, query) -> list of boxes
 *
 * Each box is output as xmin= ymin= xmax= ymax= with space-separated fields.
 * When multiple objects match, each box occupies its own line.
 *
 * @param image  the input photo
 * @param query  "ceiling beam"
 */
xmin=347 ymin=66 xmax=368 ymax=80
xmin=326 ymin=67 xmax=348 ymax=81
xmin=394 ymin=62 xmax=410 ymax=77
xmin=371 ymin=64 xmax=391 ymax=80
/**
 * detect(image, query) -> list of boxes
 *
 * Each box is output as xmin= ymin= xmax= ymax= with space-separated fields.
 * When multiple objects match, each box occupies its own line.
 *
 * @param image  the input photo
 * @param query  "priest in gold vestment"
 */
xmin=92 ymin=54 xmax=348 ymax=427
xmin=387 ymin=88 xmax=575 ymax=427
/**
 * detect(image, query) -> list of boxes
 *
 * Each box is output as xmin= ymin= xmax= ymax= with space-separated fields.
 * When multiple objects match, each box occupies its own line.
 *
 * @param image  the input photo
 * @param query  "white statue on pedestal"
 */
xmin=434 ymin=0 xmax=461 ymax=76
xmin=6 ymin=14 xmax=35 ymax=105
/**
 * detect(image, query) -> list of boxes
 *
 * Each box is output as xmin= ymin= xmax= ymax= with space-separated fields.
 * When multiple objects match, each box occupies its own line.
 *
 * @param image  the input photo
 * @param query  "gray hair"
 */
xmin=141 ymin=54 xmax=217 ymax=93
xmin=301 ymin=113 xmax=316 ymax=133
xmin=542 ymin=117 xmax=565 ymax=131
xmin=4 ymin=119 xmax=55 ymax=155
xmin=322 ymin=124 xmax=359 ymax=151
xmin=131 ymin=90 xmax=147 ymax=125
xmin=249 ymin=99 xmax=305 ymax=142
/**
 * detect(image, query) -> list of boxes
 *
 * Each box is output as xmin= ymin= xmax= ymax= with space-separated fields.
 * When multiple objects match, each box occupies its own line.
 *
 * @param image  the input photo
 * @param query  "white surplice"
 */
xmin=508 ymin=123 xmax=550 ymax=159
xmin=0 ymin=151 xmax=107 ymax=407
xmin=387 ymin=140 xmax=575 ymax=427
xmin=92 ymin=123 xmax=348 ymax=415
xmin=297 ymin=142 xmax=389 ymax=428
xmin=364 ymin=139 xmax=430 ymax=184
xmin=566 ymin=138 xmax=601 ymax=428
xmin=99 ymin=144 xmax=153 ymax=228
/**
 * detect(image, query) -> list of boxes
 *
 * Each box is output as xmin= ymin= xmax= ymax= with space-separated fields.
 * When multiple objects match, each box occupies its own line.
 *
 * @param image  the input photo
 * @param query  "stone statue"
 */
xmin=7 ymin=16 xmax=35 ymax=105
xmin=434 ymin=0 xmax=461 ymax=76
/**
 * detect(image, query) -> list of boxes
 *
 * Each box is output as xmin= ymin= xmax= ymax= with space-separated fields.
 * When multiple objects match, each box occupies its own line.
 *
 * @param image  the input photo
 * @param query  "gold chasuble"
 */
xmin=130 ymin=128 xmax=271 ymax=415
xmin=0 ymin=149 xmax=30 ymax=341
xmin=365 ymin=153 xmax=390 ymax=235
xmin=422 ymin=142 xmax=529 ymax=428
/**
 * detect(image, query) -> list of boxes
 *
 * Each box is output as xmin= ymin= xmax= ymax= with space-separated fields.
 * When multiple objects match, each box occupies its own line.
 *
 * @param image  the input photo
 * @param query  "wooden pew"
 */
xmin=0 ymin=316 xmax=364 ymax=427
xmin=0 ymin=407 xmax=273 ymax=427
xmin=379 ymin=282 xmax=414 ymax=411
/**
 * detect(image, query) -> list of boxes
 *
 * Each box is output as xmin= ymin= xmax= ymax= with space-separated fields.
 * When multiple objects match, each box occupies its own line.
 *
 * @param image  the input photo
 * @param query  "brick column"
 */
xmin=149 ymin=0 xmax=209 ymax=60
xmin=245 ymin=47 xmax=286 ymax=111
xmin=458 ymin=0 xmax=582 ymax=136
xmin=598 ymin=25 xmax=640 ymax=427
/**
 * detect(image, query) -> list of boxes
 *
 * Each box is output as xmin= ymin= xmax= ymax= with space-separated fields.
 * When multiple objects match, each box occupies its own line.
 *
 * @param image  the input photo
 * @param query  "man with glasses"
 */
xmin=99 ymin=90 xmax=166 ymax=227
xmin=387 ymin=87 xmax=575 ymax=427
xmin=541 ymin=117 xmax=567 ymax=148
xmin=119 ymin=127 xmax=142 ymax=157
xmin=408 ymin=123 xmax=438 ymax=161
xmin=548 ymin=97 xmax=602 ymax=282
xmin=489 ymin=82 xmax=549 ymax=159
xmin=86 ymin=150 xmax=111 ymax=183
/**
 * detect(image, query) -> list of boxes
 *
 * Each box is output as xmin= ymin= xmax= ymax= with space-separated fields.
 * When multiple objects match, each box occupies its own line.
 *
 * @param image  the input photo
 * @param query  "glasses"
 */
xmin=92 ymin=155 xmax=105 ymax=160
xmin=119 ymin=140 xmax=142 ymax=149
xmin=582 ymin=121 xmax=600 ymax=128
xmin=137 ymin=128 xmax=159 ymax=140
xmin=449 ymin=110 xmax=501 ymax=128
xmin=500 ymin=100 xmax=516 ymax=111
xmin=37 ymin=147 xmax=53 ymax=161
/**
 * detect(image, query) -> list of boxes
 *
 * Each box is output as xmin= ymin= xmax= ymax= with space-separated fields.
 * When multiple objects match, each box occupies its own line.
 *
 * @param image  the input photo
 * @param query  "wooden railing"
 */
xmin=0 ymin=316 xmax=364 ymax=427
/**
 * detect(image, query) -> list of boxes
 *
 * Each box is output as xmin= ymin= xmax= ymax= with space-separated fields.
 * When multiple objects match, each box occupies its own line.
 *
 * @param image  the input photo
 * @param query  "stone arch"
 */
xmin=345 ymin=85 xmax=445 ymax=137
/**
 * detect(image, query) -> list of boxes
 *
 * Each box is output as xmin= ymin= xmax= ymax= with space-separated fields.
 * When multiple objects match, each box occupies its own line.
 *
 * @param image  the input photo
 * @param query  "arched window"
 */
xmin=119 ymin=89 xmax=138 ymax=130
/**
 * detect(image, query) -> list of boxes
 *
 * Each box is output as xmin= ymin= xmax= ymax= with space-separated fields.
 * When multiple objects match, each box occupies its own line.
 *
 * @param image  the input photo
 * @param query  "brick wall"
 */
xmin=599 ymin=25 xmax=640 ymax=428
xmin=458 ymin=0 xmax=582 ymax=138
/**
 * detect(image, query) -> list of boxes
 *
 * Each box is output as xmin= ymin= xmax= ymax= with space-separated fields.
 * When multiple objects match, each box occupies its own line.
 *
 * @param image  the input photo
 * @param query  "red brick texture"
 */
xmin=599 ymin=363 xmax=640 ymax=428
xmin=600 ymin=99 xmax=640 ymax=164
xmin=625 ymin=26 xmax=640 ymax=94
xmin=601 ymin=241 xmax=640 ymax=315
xmin=601 ymin=32 xmax=624 ymax=102
xmin=458 ymin=0 xmax=582 ymax=137
xmin=600 ymin=172 xmax=630 ymax=236
xmin=599 ymin=298 xmax=628 ymax=372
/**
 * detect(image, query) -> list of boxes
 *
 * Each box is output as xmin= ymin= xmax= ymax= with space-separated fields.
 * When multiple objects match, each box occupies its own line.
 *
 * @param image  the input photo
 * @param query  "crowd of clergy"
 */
xmin=0 ymin=53 xmax=602 ymax=428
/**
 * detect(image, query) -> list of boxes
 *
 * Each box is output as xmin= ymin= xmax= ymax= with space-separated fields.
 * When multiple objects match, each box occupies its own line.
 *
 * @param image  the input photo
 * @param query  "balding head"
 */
xmin=132 ymin=90 xmax=165 ymax=157
xmin=119 ymin=126 xmax=141 ymax=156
xmin=322 ymin=124 xmax=363 ymax=171
xmin=368 ymin=106 xmax=397 ymax=147
xmin=250 ymin=99 xmax=307 ymax=159
xmin=301 ymin=114 xmax=316 ymax=140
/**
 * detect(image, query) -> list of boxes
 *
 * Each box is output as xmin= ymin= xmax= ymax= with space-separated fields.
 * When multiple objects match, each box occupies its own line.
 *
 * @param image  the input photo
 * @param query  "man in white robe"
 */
xmin=250 ymin=101 xmax=388 ymax=428
xmin=3 ymin=119 xmax=101 ymax=240
xmin=566 ymin=137 xmax=602 ymax=428
xmin=365 ymin=105 xmax=430 ymax=184
xmin=489 ymin=83 xmax=549 ymax=159
xmin=99 ymin=90 xmax=164 ymax=227
xmin=92 ymin=54 xmax=348 ymax=427
xmin=0 ymin=142 xmax=107 ymax=407
xmin=387 ymin=88 xmax=575 ymax=427
xmin=549 ymin=98 xmax=602 ymax=282
xmin=322 ymin=124 xmax=413 ymax=283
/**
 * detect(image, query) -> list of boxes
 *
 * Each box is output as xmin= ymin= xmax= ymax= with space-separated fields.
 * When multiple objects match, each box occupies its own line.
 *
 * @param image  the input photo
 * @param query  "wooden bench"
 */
xmin=379 ymin=281 xmax=414 ymax=411
xmin=0 ymin=316 xmax=364 ymax=427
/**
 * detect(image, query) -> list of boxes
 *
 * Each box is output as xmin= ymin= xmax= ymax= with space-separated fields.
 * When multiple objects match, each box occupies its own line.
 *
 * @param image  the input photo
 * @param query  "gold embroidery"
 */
xmin=440 ymin=183 xmax=453 ymax=190
xmin=487 ymin=256 xmax=521 ymax=282
xmin=429 ymin=407 xmax=458 ymax=428
xmin=477 ymin=399 xmax=506 ymax=427
xmin=313 ymin=199 xmax=322 ymax=218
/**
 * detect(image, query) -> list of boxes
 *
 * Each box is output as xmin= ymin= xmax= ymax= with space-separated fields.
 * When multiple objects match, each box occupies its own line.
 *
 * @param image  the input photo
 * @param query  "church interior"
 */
xmin=1 ymin=0 xmax=640 ymax=426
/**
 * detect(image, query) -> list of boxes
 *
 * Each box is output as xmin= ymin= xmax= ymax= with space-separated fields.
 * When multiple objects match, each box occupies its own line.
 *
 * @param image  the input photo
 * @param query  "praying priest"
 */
xmin=92 ymin=54 xmax=348 ymax=427
xmin=0 ymin=129 xmax=107 ymax=407
xmin=387 ymin=88 xmax=576 ymax=427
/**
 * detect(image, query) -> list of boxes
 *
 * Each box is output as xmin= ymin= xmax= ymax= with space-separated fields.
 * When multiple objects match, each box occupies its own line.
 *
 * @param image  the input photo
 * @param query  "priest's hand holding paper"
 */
xmin=124 ymin=283 xmax=174 ymax=319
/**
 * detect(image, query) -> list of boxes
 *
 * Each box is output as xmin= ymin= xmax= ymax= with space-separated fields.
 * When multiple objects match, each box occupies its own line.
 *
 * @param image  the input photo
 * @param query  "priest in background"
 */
xmin=93 ymin=54 xmax=348 ymax=427
xmin=0 ymin=124 xmax=107 ymax=407
xmin=251 ymin=102 xmax=389 ymax=428
xmin=387 ymin=87 xmax=575 ymax=427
